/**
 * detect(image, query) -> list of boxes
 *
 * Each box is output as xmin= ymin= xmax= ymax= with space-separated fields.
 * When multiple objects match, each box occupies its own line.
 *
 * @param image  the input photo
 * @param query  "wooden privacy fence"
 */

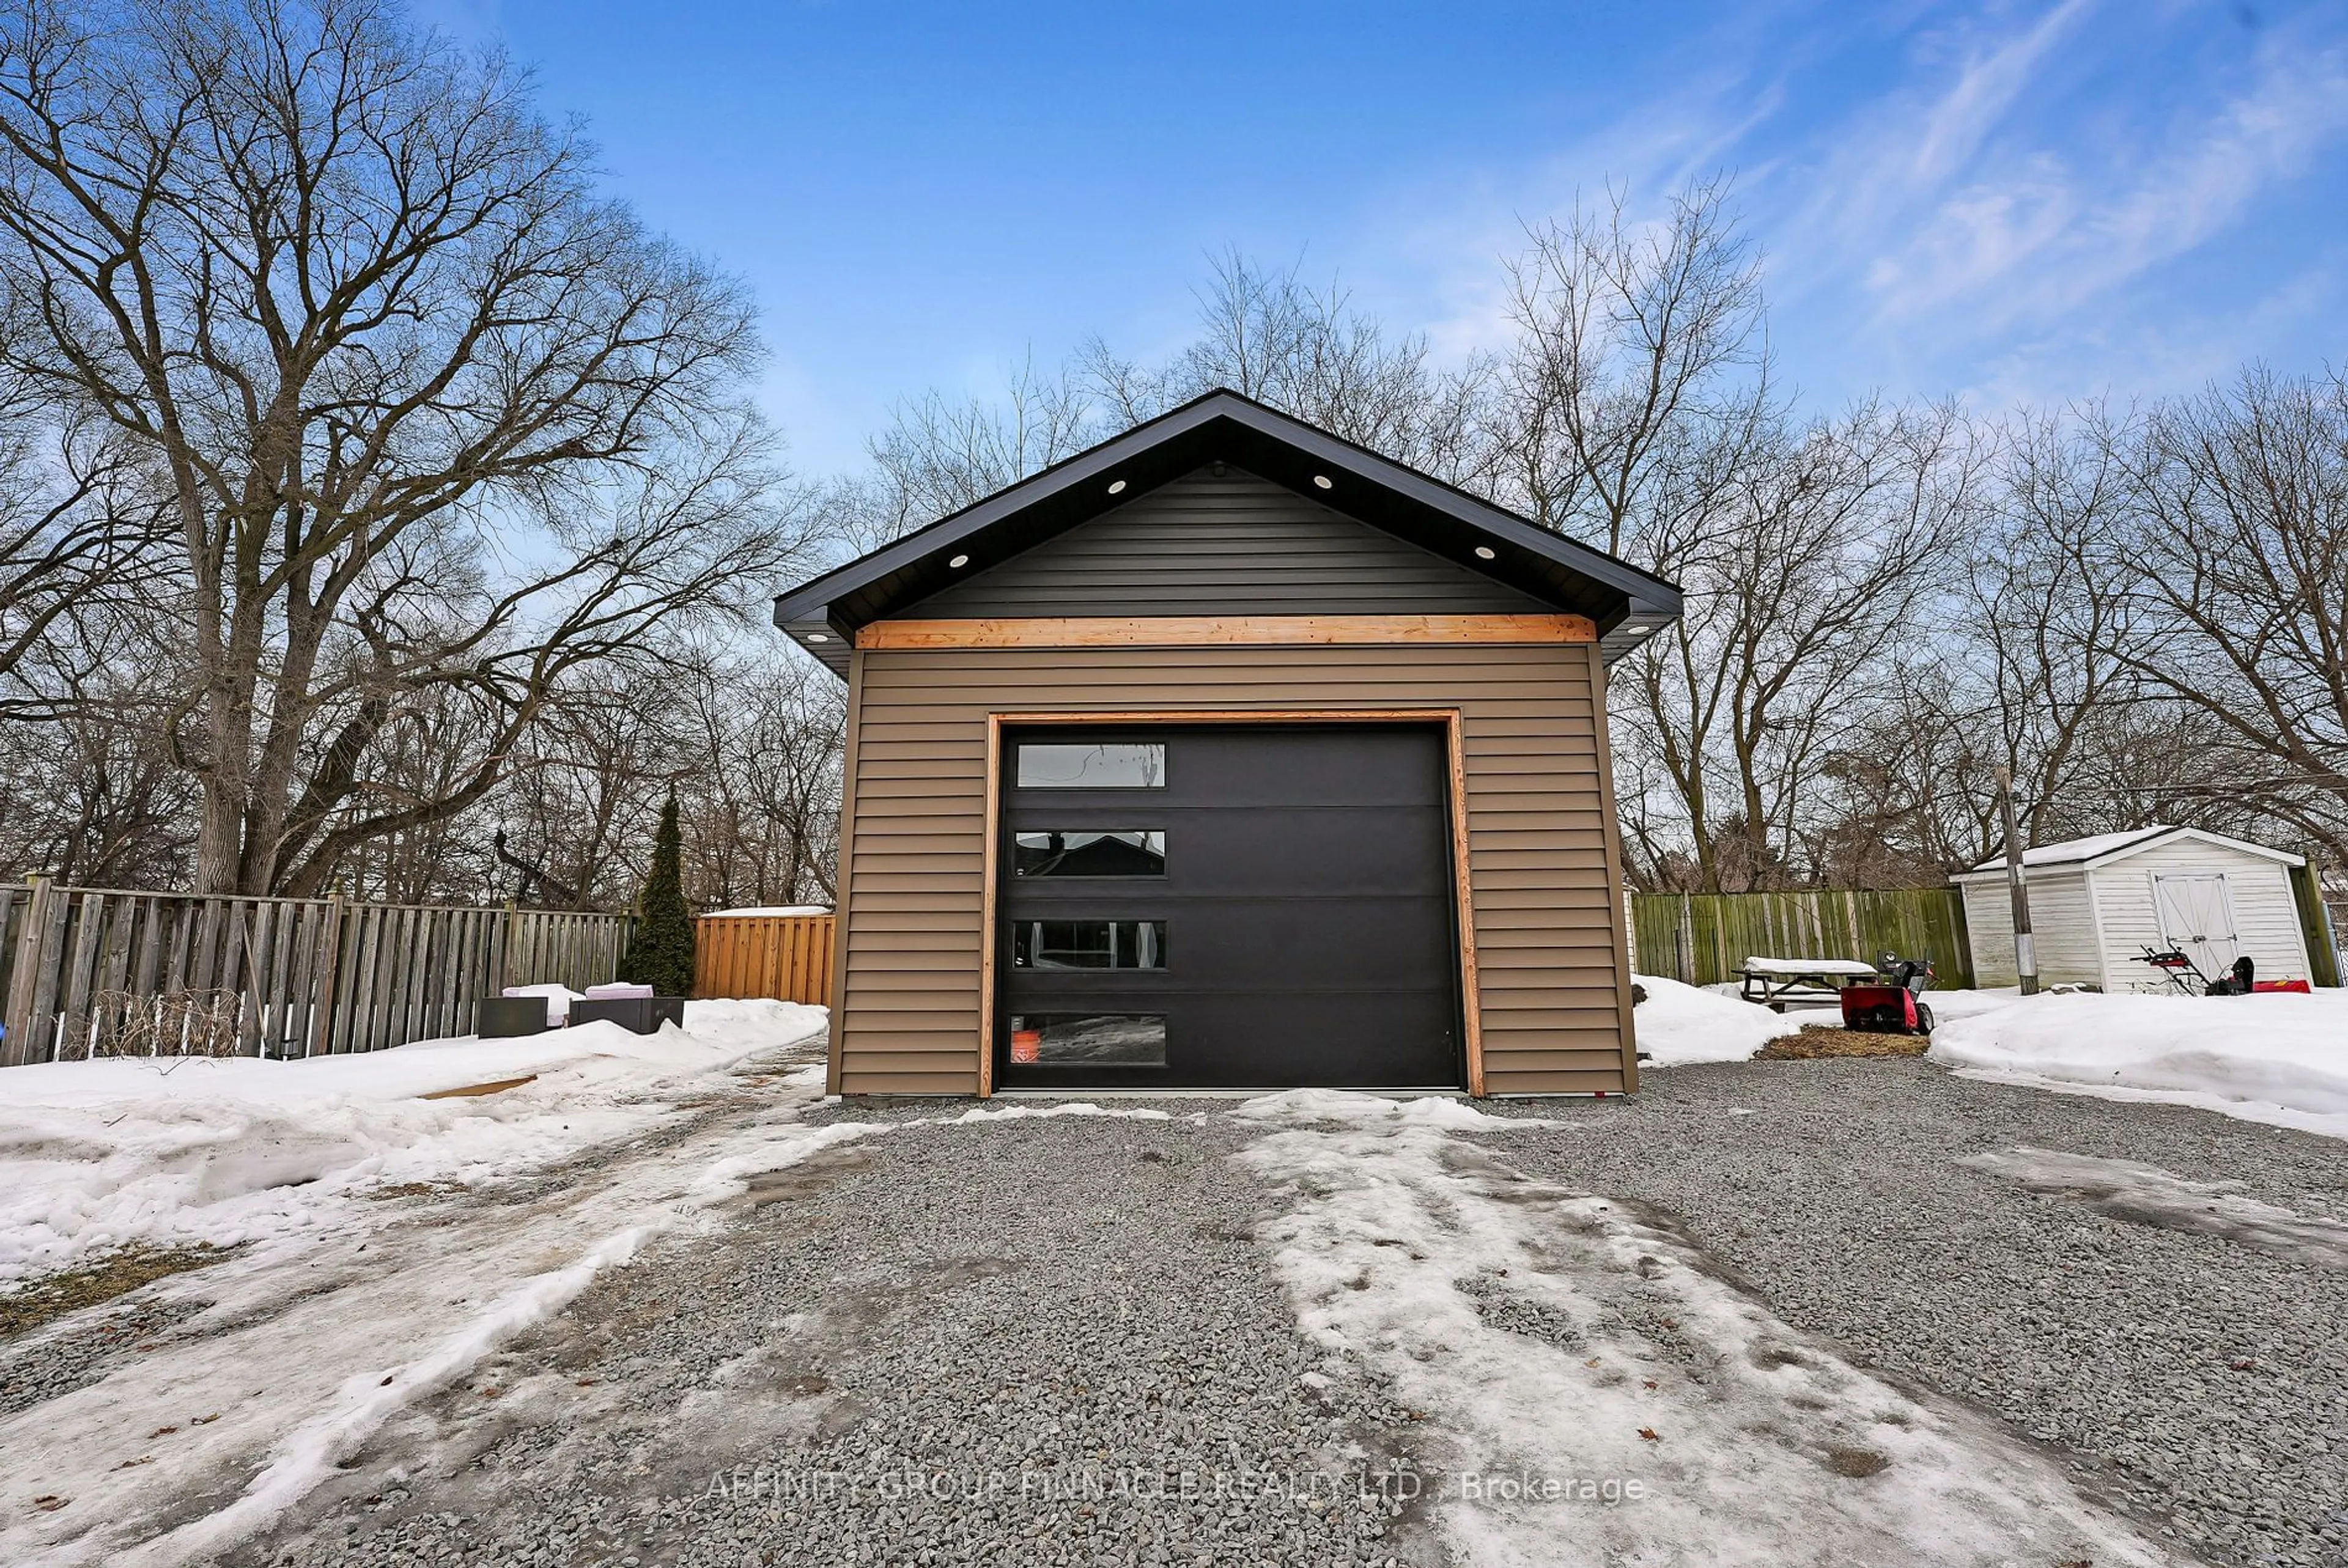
xmin=0 ymin=882 xmax=632 ymax=1067
xmin=694 ymin=914 xmax=835 ymax=1006
xmin=1630 ymin=886 xmax=1976 ymax=990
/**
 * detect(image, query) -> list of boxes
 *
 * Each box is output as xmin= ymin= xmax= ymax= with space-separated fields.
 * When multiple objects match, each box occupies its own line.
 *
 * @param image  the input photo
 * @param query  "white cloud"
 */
xmin=1798 ymin=4 xmax=2348 ymax=327
xmin=1364 ymin=0 xmax=2348 ymax=410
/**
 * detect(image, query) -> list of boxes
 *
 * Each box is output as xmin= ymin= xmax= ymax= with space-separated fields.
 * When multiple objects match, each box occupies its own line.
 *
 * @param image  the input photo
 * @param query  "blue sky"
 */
xmin=423 ymin=0 xmax=2348 ymax=476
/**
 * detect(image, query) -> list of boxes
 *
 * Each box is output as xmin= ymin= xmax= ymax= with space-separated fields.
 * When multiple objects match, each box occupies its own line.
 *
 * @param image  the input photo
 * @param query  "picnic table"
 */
xmin=1739 ymin=955 xmax=1880 ymax=1012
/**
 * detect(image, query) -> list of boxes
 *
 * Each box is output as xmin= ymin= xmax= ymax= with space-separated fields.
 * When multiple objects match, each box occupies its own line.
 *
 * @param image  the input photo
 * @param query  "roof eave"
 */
xmin=1957 ymin=824 xmax=2308 ymax=877
xmin=2083 ymin=826 xmax=2304 ymax=870
xmin=772 ymin=390 xmax=1683 ymax=674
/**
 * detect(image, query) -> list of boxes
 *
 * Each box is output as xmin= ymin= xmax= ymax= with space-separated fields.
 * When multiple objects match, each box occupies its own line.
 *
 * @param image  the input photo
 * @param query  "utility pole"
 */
xmin=1995 ymin=767 xmax=2039 ymax=996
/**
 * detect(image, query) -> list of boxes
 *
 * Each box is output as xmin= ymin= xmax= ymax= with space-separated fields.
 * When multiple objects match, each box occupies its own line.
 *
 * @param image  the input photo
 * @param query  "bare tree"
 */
xmin=1615 ymin=402 xmax=1976 ymax=888
xmin=0 ymin=659 xmax=194 ymax=885
xmin=1494 ymin=176 xmax=1768 ymax=554
xmin=0 ymin=0 xmax=814 ymax=894
xmin=825 ymin=356 xmax=1102 ymax=554
xmin=1082 ymin=249 xmax=1498 ymax=488
xmin=2113 ymin=367 xmax=2348 ymax=862
xmin=454 ymin=646 xmax=841 ymax=913
xmin=677 ymin=649 xmax=842 ymax=908
xmin=474 ymin=657 xmax=695 ymax=909
xmin=0 ymin=390 xmax=168 ymax=718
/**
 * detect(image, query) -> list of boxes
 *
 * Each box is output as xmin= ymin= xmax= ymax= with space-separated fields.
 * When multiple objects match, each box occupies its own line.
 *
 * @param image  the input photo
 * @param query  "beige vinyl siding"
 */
xmin=2091 ymin=844 xmax=2312 ymax=990
xmin=832 ymin=640 xmax=1633 ymax=1096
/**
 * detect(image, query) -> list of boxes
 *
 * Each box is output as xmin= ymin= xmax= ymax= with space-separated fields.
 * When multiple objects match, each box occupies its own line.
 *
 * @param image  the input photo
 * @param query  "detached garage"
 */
xmin=772 ymin=389 xmax=1682 ymax=1097
xmin=1954 ymin=826 xmax=2317 ymax=992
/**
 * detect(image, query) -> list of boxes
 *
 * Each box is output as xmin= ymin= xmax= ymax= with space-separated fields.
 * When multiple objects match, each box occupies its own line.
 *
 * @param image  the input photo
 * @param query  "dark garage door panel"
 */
xmin=1124 ymin=726 xmax=1446 ymax=807
xmin=1007 ymin=807 xmax=1453 ymax=899
xmin=1003 ymin=991 xmax=1461 ymax=1091
xmin=999 ymin=724 xmax=1463 ymax=1089
xmin=1010 ymin=894 xmax=1460 ymax=993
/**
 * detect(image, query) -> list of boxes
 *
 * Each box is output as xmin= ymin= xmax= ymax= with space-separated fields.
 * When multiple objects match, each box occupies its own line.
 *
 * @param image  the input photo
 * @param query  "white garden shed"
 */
xmin=1954 ymin=826 xmax=2313 ymax=992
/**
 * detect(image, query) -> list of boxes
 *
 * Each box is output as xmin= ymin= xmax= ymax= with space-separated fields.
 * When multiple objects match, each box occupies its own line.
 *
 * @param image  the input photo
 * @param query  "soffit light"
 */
xmin=1311 ymin=474 xmax=1333 ymax=490
xmin=949 ymin=553 xmax=970 ymax=568
xmin=806 ymin=632 xmax=830 ymax=642
xmin=1107 ymin=479 xmax=1127 ymax=495
xmin=1474 ymin=546 xmax=1496 ymax=560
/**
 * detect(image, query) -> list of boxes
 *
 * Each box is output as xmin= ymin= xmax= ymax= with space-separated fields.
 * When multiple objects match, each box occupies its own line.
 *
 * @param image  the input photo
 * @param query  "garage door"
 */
xmin=997 ymin=724 xmax=1463 ymax=1089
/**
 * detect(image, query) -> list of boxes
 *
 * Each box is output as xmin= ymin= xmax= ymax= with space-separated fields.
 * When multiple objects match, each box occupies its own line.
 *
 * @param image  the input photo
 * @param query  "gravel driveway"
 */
xmin=219 ymin=1061 xmax=2346 ymax=1568
xmin=1486 ymin=1060 xmax=2348 ymax=1568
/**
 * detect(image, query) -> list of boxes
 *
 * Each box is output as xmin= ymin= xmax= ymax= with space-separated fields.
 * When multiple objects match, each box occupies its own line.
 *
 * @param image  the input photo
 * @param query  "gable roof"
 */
xmin=1952 ymin=825 xmax=2305 ymax=880
xmin=772 ymin=388 xmax=1682 ymax=675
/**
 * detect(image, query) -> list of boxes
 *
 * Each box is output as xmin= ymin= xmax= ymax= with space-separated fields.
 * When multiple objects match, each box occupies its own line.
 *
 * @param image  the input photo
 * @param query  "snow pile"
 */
xmin=1233 ymin=1092 xmax=2177 ymax=1566
xmin=1230 ymin=1086 xmax=1550 ymax=1130
xmin=1631 ymin=974 xmax=1806 ymax=1066
xmin=0 ymin=998 xmax=827 ymax=1283
xmin=0 ymin=1004 xmax=844 ymax=1568
xmin=1929 ymin=987 xmax=2348 ymax=1139
xmin=949 ymin=1102 xmax=1173 ymax=1124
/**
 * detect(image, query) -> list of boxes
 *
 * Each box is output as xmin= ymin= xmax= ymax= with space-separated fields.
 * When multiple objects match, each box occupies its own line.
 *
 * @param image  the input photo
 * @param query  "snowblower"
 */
xmin=2127 ymin=947 xmax=2301 ymax=996
xmin=1839 ymin=952 xmax=1936 ymax=1036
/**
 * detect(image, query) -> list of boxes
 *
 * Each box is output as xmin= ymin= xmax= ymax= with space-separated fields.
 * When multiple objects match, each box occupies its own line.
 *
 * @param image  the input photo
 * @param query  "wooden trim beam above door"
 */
xmin=856 ymin=614 xmax=1597 ymax=650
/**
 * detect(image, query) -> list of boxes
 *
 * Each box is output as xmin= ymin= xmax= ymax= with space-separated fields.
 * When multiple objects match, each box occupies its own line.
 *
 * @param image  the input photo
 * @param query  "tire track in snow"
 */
xmin=1233 ymin=1089 xmax=2186 ymax=1568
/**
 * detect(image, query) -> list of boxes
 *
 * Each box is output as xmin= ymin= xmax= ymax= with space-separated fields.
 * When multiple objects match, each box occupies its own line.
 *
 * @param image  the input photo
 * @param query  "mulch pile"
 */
xmin=1755 ymin=1025 xmax=1930 ymax=1060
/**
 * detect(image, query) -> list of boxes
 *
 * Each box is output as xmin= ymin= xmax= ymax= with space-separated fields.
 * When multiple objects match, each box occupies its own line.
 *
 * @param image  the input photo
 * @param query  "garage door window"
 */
xmin=1009 ymin=1013 xmax=1167 ymax=1067
xmin=1014 ymin=919 xmax=1167 ymax=969
xmin=1016 ymin=742 xmax=1165 ymax=789
xmin=1013 ymin=830 xmax=1166 ymax=877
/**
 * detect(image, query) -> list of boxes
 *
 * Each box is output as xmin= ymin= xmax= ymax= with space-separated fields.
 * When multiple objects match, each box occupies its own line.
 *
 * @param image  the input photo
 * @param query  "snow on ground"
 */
xmin=1233 ymin=1091 xmax=2180 ymax=1568
xmin=1962 ymin=1147 xmax=2348 ymax=1272
xmin=948 ymin=1102 xmax=1174 ymax=1124
xmin=0 ymin=1001 xmax=852 ymax=1568
xmin=1929 ymin=987 xmax=2348 ymax=1139
xmin=0 ymin=1008 xmax=1255 ymax=1568
xmin=0 ymin=999 xmax=828 ymax=1283
xmin=1631 ymin=974 xmax=1805 ymax=1066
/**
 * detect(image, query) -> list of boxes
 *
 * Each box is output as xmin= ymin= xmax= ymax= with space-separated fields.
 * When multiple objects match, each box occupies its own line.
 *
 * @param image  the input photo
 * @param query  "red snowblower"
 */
xmin=2128 ymin=947 xmax=2309 ymax=996
xmin=1839 ymin=953 xmax=1936 ymax=1036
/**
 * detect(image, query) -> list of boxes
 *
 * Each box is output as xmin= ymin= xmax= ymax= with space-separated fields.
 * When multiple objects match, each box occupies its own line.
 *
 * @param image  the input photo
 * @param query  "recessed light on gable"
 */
xmin=1107 ymin=479 xmax=1127 ymax=495
xmin=949 ymin=554 xmax=970 ymax=568
xmin=807 ymin=632 xmax=830 ymax=642
xmin=1311 ymin=474 xmax=1333 ymax=490
xmin=1474 ymin=546 xmax=1496 ymax=561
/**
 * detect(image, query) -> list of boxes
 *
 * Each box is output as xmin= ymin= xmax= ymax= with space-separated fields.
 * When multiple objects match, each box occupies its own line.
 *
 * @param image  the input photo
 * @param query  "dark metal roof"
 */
xmin=773 ymin=388 xmax=1683 ymax=675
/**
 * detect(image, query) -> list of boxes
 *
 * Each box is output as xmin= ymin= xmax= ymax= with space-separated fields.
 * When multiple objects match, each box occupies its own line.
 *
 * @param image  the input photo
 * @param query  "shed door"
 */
xmin=2152 ymin=873 xmax=2240 ymax=973
xmin=997 ymin=725 xmax=1463 ymax=1090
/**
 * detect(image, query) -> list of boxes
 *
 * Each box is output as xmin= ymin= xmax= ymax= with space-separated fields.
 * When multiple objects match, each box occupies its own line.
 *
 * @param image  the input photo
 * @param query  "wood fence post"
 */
xmin=57 ymin=891 xmax=106 ymax=1061
xmin=24 ymin=883 xmax=69 ymax=1063
xmin=3 ymin=876 xmax=53 ymax=1066
xmin=2291 ymin=856 xmax=2342 ymax=988
xmin=500 ymin=900 xmax=519 ymax=990
xmin=307 ymin=894 xmax=345 ymax=1059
